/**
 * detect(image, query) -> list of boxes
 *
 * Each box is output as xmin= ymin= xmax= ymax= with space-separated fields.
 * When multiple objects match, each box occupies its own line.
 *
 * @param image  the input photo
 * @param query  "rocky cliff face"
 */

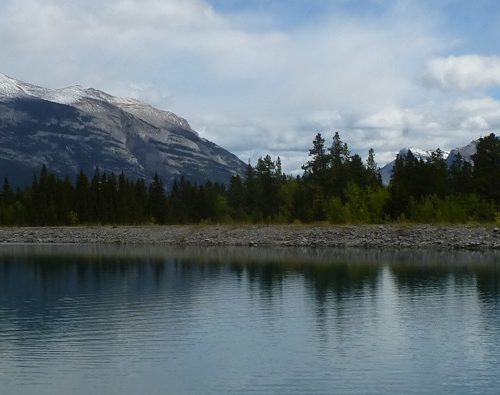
xmin=0 ymin=73 xmax=246 ymax=186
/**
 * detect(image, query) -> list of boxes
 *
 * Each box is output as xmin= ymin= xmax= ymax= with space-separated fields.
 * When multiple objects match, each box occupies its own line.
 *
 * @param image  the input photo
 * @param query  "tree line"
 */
xmin=0 ymin=132 xmax=499 ymax=225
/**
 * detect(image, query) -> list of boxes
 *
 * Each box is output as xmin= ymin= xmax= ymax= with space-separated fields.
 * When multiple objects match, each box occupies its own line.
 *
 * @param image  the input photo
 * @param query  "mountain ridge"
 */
xmin=0 ymin=73 xmax=246 ymax=186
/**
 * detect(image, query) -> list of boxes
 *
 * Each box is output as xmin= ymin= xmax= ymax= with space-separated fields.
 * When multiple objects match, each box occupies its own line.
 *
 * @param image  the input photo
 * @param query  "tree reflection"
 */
xmin=302 ymin=262 xmax=380 ymax=303
xmin=390 ymin=262 xmax=456 ymax=292
xmin=471 ymin=264 xmax=500 ymax=299
xmin=1 ymin=245 xmax=500 ymax=351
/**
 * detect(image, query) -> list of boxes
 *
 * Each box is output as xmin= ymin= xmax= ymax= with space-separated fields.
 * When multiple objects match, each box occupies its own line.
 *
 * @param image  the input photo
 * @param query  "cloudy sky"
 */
xmin=1 ymin=0 xmax=500 ymax=172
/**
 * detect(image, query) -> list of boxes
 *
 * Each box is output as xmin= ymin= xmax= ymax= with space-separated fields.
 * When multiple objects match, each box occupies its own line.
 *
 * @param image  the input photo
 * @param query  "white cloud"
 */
xmin=460 ymin=116 xmax=489 ymax=130
xmin=0 ymin=0 xmax=498 ymax=173
xmin=351 ymin=98 xmax=500 ymax=158
xmin=424 ymin=55 xmax=500 ymax=90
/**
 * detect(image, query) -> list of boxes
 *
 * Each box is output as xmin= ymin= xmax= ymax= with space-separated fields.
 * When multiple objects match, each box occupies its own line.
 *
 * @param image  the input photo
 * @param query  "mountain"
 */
xmin=379 ymin=142 xmax=478 ymax=186
xmin=445 ymin=140 xmax=478 ymax=167
xmin=379 ymin=148 xmax=437 ymax=186
xmin=0 ymin=73 xmax=246 ymax=186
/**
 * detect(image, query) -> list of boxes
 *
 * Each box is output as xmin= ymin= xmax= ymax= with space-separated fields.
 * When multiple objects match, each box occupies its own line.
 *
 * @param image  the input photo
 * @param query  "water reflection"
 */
xmin=0 ymin=245 xmax=500 ymax=394
xmin=388 ymin=251 xmax=500 ymax=298
xmin=1 ymin=246 xmax=500 ymax=341
xmin=474 ymin=264 xmax=500 ymax=299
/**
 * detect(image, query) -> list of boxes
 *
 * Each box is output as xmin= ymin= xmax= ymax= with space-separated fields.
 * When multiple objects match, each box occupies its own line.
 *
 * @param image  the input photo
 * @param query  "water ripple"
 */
xmin=0 ymin=246 xmax=500 ymax=394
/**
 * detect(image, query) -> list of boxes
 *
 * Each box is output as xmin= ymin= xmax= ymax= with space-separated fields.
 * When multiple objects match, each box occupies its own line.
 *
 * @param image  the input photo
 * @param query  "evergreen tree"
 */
xmin=148 ymin=173 xmax=167 ymax=224
xmin=346 ymin=154 xmax=366 ymax=187
xmin=31 ymin=165 xmax=57 ymax=225
xmin=100 ymin=172 xmax=117 ymax=223
xmin=75 ymin=171 xmax=90 ymax=223
xmin=426 ymin=148 xmax=448 ymax=197
xmin=1 ymin=131 xmax=499 ymax=226
xmin=302 ymin=133 xmax=329 ymax=177
xmin=90 ymin=168 xmax=103 ymax=222
xmin=327 ymin=132 xmax=350 ymax=199
xmin=366 ymin=148 xmax=377 ymax=173
xmin=330 ymin=132 xmax=349 ymax=166
xmin=58 ymin=176 xmax=76 ymax=224
xmin=387 ymin=151 xmax=415 ymax=218
xmin=449 ymin=153 xmax=473 ymax=195
xmin=255 ymin=155 xmax=284 ymax=220
xmin=133 ymin=178 xmax=148 ymax=223
xmin=243 ymin=162 xmax=259 ymax=220
xmin=228 ymin=175 xmax=246 ymax=220
xmin=472 ymin=133 xmax=500 ymax=204
xmin=366 ymin=148 xmax=382 ymax=187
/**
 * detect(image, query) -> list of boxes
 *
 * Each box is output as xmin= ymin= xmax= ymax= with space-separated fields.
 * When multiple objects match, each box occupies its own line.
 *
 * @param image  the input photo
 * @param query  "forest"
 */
xmin=0 ymin=132 xmax=499 ymax=225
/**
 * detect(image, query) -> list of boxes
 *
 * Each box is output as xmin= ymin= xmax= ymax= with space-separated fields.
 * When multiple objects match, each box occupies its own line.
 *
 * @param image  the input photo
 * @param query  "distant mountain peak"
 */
xmin=0 ymin=73 xmax=244 ymax=186
xmin=379 ymin=143 xmax=476 ymax=186
xmin=0 ymin=73 xmax=194 ymax=132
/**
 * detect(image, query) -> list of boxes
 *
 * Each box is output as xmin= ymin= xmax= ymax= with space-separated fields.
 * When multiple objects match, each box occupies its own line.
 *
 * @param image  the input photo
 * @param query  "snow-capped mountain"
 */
xmin=0 ymin=73 xmax=246 ymax=186
xmin=379 ymin=142 xmax=478 ymax=186
xmin=379 ymin=148 xmax=437 ymax=186
xmin=445 ymin=140 xmax=478 ymax=167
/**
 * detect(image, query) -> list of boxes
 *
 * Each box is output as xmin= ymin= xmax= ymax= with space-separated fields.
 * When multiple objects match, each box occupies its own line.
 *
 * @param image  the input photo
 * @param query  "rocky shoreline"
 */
xmin=0 ymin=225 xmax=500 ymax=250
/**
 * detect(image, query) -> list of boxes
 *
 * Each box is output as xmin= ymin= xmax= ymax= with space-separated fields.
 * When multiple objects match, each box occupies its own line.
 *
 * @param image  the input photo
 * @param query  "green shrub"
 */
xmin=326 ymin=196 xmax=350 ymax=224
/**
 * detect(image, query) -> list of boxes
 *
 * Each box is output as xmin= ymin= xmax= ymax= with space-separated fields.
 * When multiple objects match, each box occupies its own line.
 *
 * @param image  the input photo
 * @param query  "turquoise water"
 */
xmin=0 ymin=246 xmax=499 ymax=394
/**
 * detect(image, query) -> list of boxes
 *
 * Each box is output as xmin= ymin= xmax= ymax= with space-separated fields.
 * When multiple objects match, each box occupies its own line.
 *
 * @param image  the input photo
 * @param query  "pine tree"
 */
xmin=134 ymin=178 xmax=148 ymax=223
xmin=427 ymin=148 xmax=448 ymax=197
xmin=365 ymin=148 xmax=382 ymax=188
xmin=255 ymin=155 xmax=284 ymax=219
xmin=327 ymin=132 xmax=351 ymax=199
xmin=243 ymin=162 xmax=258 ymax=220
xmin=75 ymin=171 xmax=90 ymax=223
xmin=366 ymin=148 xmax=377 ymax=173
xmin=449 ymin=153 xmax=473 ymax=195
xmin=90 ymin=168 xmax=103 ymax=222
xmin=472 ymin=133 xmax=500 ymax=204
xmin=330 ymin=132 xmax=346 ymax=167
xmin=346 ymin=154 xmax=366 ymax=187
xmin=228 ymin=175 xmax=246 ymax=220
xmin=302 ymin=133 xmax=329 ymax=176
xmin=148 ymin=173 xmax=167 ymax=224
xmin=387 ymin=151 xmax=416 ymax=218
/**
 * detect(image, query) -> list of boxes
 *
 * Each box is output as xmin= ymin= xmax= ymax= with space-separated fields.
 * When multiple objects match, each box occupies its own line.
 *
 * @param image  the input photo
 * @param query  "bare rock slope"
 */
xmin=0 ymin=73 xmax=246 ymax=186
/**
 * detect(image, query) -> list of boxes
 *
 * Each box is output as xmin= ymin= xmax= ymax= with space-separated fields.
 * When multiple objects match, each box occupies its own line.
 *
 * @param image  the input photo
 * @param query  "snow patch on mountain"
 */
xmin=0 ymin=73 xmax=192 ymax=133
xmin=0 ymin=73 xmax=31 ymax=98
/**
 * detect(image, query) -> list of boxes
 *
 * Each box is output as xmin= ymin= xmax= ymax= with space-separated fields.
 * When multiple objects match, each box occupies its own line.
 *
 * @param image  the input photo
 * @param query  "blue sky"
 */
xmin=1 ymin=0 xmax=500 ymax=171
xmin=206 ymin=0 xmax=500 ymax=51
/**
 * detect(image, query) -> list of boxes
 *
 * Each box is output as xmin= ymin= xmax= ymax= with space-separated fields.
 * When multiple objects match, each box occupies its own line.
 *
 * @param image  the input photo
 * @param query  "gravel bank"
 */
xmin=1 ymin=225 xmax=500 ymax=250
